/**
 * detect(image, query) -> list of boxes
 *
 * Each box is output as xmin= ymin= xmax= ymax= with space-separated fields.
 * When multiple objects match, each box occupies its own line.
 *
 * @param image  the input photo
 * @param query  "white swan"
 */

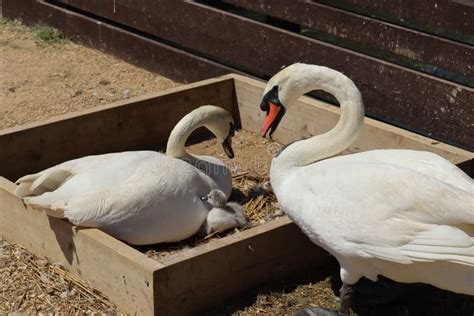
xmin=259 ymin=63 xmax=473 ymax=315
xmin=15 ymin=105 xmax=237 ymax=245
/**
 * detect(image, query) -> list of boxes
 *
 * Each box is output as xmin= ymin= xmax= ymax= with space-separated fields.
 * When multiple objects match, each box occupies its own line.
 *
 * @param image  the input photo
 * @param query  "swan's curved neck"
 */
xmin=166 ymin=113 xmax=204 ymax=164
xmin=273 ymin=66 xmax=364 ymax=177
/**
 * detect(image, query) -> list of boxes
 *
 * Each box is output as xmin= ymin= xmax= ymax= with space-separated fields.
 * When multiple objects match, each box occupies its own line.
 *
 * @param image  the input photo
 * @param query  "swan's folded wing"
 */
xmin=359 ymin=220 xmax=474 ymax=266
xmin=331 ymin=163 xmax=474 ymax=266
xmin=294 ymin=162 xmax=473 ymax=266
xmin=49 ymin=181 xmax=156 ymax=227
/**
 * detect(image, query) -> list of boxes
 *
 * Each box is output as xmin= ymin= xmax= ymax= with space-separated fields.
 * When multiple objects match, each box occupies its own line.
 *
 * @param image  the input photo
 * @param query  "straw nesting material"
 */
xmin=142 ymin=171 xmax=283 ymax=261
xmin=0 ymin=238 xmax=120 ymax=314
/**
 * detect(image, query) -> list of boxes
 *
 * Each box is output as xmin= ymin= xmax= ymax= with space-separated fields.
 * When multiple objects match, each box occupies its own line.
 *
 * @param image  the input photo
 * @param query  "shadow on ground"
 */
xmin=205 ymin=262 xmax=474 ymax=316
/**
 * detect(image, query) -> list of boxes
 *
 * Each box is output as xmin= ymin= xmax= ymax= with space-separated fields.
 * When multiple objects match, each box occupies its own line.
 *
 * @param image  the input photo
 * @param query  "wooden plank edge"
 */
xmin=0 ymin=75 xmax=236 ymax=136
xmin=0 ymin=182 xmax=161 ymax=271
xmin=0 ymin=176 xmax=16 ymax=193
xmin=153 ymin=215 xmax=331 ymax=315
xmin=159 ymin=216 xmax=293 ymax=266
xmin=221 ymin=0 xmax=473 ymax=79
xmin=318 ymin=0 xmax=473 ymax=43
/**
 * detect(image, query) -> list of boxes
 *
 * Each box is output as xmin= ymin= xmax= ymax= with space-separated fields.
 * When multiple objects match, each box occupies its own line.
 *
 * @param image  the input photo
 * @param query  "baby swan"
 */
xmin=199 ymin=190 xmax=248 ymax=236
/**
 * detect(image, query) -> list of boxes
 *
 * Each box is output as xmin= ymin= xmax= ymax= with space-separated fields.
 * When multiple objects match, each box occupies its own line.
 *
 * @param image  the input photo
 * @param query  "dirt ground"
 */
xmin=0 ymin=19 xmax=178 ymax=130
xmin=1 ymin=18 xmax=473 ymax=316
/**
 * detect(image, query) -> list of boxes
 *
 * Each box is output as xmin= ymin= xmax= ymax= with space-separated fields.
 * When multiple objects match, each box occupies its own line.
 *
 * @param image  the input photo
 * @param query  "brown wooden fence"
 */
xmin=2 ymin=0 xmax=473 ymax=150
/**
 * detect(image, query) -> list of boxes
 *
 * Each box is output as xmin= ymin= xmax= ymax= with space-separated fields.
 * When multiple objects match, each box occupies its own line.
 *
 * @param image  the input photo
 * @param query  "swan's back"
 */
xmin=16 ymin=152 xmax=155 ymax=198
xmin=332 ymin=149 xmax=472 ymax=193
xmin=17 ymin=151 xmax=217 ymax=244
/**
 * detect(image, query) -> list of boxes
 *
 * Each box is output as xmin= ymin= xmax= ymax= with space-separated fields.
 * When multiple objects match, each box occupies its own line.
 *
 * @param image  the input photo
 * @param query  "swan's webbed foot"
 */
xmin=294 ymin=307 xmax=341 ymax=316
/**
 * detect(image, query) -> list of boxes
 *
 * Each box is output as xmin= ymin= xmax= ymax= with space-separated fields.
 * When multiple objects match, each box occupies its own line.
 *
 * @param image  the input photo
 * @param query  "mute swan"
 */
xmin=259 ymin=63 xmax=474 ymax=316
xmin=198 ymin=189 xmax=248 ymax=236
xmin=16 ymin=105 xmax=236 ymax=245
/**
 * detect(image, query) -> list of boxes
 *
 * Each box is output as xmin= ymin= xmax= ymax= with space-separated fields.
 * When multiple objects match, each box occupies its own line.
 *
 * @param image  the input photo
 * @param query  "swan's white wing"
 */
xmin=360 ymin=221 xmax=474 ymax=266
xmin=51 ymin=181 xmax=153 ymax=226
xmin=331 ymin=149 xmax=473 ymax=193
xmin=23 ymin=153 xmax=214 ymax=225
xmin=283 ymin=162 xmax=474 ymax=266
xmin=16 ymin=151 xmax=158 ymax=200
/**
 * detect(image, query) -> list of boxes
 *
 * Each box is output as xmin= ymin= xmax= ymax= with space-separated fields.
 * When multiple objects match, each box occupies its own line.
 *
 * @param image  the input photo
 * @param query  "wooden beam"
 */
xmin=0 ymin=76 xmax=236 ymax=181
xmin=221 ymin=0 xmax=473 ymax=81
xmin=40 ymin=0 xmax=474 ymax=149
xmin=318 ymin=0 xmax=474 ymax=44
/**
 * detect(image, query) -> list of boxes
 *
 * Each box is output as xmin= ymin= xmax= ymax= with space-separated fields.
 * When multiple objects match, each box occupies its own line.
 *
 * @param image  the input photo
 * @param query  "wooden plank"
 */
xmin=222 ymin=0 xmax=473 ymax=81
xmin=0 ymin=176 xmax=16 ymax=193
xmin=0 ymin=183 xmax=161 ymax=315
xmin=1 ymin=0 xmax=240 ymax=83
xmin=50 ymin=0 xmax=474 ymax=149
xmin=232 ymin=74 xmax=474 ymax=173
xmin=0 ymin=76 xmax=236 ymax=181
xmin=0 ymin=74 xmax=471 ymax=315
xmin=155 ymin=216 xmax=331 ymax=315
xmin=318 ymin=0 xmax=474 ymax=44
xmin=1 ymin=174 xmax=332 ymax=316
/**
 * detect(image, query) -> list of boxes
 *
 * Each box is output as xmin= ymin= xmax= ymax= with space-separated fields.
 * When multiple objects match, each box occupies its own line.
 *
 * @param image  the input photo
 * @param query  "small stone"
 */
xmin=274 ymin=208 xmax=283 ymax=216
xmin=99 ymin=79 xmax=110 ymax=85
xmin=8 ymin=86 xmax=16 ymax=92
xmin=123 ymin=89 xmax=130 ymax=97
xmin=262 ymin=181 xmax=272 ymax=191
xmin=39 ymin=272 xmax=50 ymax=284
xmin=72 ymin=90 xmax=82 ymax=97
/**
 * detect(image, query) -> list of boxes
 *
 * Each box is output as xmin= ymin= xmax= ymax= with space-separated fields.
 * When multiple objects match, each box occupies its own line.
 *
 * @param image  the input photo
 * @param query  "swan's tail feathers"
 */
xmin=15 ymin=168 xmax=72 ymax=197
xmin=403 ymin=225 xmax=474 ymax=267
xmin=22 ymin=196 xmax=66 ymax=219
xmin=16 ymin=182 xmax=34 ymax=198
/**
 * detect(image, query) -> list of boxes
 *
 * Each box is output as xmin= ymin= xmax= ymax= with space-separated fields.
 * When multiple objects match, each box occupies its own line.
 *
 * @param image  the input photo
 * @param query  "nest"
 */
xmin=230 ymin=171 xmax=282 ymax=224
xmin=141 ymin=172 xmax=283 ymax=261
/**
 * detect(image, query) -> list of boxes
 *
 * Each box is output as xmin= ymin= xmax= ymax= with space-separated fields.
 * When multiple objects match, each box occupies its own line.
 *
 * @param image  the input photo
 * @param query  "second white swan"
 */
xmin=259 ymin=63 xmax=473 ymax=316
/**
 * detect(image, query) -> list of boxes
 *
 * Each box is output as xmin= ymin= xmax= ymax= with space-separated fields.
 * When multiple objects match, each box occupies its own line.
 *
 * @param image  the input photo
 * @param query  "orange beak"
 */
xmin=261 ymin=102 xmax=281 ymax=136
